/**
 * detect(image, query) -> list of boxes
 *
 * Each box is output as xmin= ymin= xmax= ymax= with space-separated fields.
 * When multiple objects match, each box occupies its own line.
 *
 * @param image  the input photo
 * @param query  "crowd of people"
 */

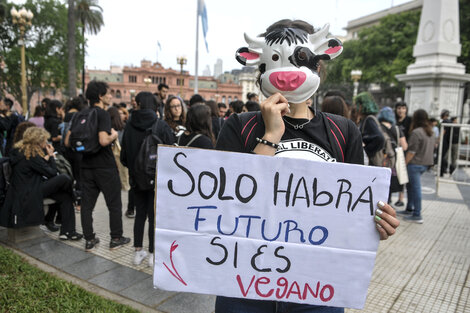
xmin=0 ymin=77 xmax=450 ymax=251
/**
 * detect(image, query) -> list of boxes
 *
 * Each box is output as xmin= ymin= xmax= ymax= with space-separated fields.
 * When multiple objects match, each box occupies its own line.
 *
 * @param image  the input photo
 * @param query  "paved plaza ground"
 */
xmin=1 ymin=169 xmax=470 ymax=313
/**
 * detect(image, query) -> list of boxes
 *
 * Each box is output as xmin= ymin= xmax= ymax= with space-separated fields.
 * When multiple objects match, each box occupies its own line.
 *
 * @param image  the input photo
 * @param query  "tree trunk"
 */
xmin=67 ymin=0 xmax=76 ymax=97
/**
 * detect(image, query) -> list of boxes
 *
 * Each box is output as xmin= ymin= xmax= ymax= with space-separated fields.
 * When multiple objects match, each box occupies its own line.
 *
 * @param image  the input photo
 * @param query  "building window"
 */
xmin=222 ymin=96 xmax=226 ymax=103
xmin=163 ymin=77 xmax=166 ymax=84
xmin=116 ymin=90 xmax=122 ymax=98
xmin=129 ymin=75 xmax=137 ymax=83
xmin=177 ymin=78 xmax=184 ymax=86
xmin=228 ymin=96 xmax=232 ymax=103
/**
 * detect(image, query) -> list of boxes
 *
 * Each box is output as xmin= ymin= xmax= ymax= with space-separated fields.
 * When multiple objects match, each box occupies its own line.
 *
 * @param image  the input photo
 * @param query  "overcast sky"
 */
xmin=81 ymin=0 xmax=411 ymax=75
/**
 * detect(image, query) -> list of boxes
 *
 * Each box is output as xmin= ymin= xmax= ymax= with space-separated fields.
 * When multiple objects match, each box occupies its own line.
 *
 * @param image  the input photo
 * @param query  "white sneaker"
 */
xmin=133 ymin=250 xmax=148 ymax=265
xmin=148 ymin=253 xmax=154 ymax=267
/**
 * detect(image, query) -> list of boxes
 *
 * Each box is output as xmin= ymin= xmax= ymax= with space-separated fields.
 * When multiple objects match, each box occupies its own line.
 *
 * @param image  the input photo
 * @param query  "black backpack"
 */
xmin=134 ymin=120 xmax=162 ymax=190
xmin=0 ymin=157 xmax=12 ymax=207
xmin=69 ymin=108 xmax=100 ymax=154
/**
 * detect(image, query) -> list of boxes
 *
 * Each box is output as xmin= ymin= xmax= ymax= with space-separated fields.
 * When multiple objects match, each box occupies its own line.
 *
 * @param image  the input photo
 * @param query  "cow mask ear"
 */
xmin=235 ymin=33 xmax=264 ymax=66
xmin=236 ymin=47 xmax=261 ymax=66
xmin=308 ymin=24 xmax=343 ymax=60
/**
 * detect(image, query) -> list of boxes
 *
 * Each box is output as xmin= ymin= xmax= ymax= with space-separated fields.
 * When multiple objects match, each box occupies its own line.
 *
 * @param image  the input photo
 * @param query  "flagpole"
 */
xmin=195 ymin=0 xmax=199 ymax=94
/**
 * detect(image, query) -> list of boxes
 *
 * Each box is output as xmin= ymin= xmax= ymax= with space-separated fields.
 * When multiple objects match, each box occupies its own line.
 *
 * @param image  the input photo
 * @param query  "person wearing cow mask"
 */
xmin=215 ymin=19 xmax=399 ymax=313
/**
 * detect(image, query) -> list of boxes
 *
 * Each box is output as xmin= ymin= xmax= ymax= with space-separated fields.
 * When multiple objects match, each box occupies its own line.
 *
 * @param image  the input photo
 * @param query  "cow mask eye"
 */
xmin=272 ymin=54 xmax=279 ymax=61
xmin=298 ymin=51 xmax=307 ymax=61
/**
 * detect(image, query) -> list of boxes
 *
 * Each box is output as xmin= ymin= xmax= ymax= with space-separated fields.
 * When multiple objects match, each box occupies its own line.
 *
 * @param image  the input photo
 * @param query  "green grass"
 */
xmin=0 ymin=244 xmax=140 ymax=313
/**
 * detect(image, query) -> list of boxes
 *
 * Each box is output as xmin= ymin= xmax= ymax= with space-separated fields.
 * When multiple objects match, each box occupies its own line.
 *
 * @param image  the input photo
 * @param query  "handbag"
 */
xmin=394 ymin=126 xmax=409 ymax=185
xmin=111 ymin=140 xmax=130 ymax=191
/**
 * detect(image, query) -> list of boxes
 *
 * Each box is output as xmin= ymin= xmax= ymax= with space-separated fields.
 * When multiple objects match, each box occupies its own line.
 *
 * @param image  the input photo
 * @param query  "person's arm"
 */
xmin=405 ymin=130 xmax=418 ymax=164
xmin=405 ymin=151 xmax=415 ymax=164
xmin=64 ymin=130 xmax=71 ymax=147
xmin=400 ymin=136 xmax=408 ymax=151
xmin=99 ymin=128 xmax=118 ymax=147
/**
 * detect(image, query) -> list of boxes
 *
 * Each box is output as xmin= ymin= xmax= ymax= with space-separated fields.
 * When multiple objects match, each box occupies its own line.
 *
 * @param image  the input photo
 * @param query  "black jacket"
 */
xmin=120 ymin=109 xmax=175 ymax=176
xmin=0 ymin=149 xmax=58 ymax=228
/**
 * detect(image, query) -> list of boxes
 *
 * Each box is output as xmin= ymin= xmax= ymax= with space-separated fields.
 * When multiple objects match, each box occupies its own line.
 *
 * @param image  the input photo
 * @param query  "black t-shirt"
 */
xmin=177 ymin=133 xmax=214 ymax=149
xmin=81 ymin=107 xmax=116 ymax=169
xmin=278 ymin=112 xmax=335 ymax=162
xmin=397 ymin=116 xmax=411 ymax=139
xmin=216 ymin=109 xmax=364 ymax=165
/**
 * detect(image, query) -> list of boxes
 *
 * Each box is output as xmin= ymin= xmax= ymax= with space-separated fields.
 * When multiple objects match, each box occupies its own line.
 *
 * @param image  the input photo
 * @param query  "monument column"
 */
xmin=396 ymin=0 xmax=470 ymax=119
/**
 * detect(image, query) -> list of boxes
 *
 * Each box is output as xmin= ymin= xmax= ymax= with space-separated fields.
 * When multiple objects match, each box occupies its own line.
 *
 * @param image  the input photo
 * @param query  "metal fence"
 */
xmin=436 ymin=123 xmax=470 ymax=195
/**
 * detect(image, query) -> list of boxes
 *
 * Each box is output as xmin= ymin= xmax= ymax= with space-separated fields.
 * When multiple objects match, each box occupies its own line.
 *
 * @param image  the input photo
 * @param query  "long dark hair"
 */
xmin=45 ymin=100 xmax=63 ymax=118
xmin=185 ymin=103 xmax=215 ymax=145
xmin=410 ymin=109 xmax=433 ymax=137
xmin=164 ymin=95 xmax=186 ymax=130
xmin=321 ymin=96 xmax=349 ymax=118
xmin=107 ymin=106 xmax=124 ymax=131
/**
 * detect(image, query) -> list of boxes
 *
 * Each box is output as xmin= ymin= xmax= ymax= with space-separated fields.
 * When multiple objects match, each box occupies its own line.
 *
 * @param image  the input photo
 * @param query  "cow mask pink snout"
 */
xmin=268 ymin=71 xmax=307 ymax=91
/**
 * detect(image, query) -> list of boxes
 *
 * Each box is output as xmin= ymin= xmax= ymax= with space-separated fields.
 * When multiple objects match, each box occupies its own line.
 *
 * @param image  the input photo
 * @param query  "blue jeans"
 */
xmin=215 ymin=296 xmax=344 ymax=313
xmin=405 ymin=164 xmax=428 ymax=217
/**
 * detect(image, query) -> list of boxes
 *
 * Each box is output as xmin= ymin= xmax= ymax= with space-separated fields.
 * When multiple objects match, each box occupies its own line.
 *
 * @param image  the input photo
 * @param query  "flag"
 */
xmin=157 ymin=41 xmax=162 ymax=51
xmin=198 ymin=0 xmax=209 ymax=52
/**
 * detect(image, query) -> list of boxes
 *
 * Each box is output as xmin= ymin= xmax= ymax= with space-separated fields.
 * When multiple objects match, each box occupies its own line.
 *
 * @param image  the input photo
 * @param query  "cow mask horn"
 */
xmin=236 ymin=23 xmax=343 ymax=104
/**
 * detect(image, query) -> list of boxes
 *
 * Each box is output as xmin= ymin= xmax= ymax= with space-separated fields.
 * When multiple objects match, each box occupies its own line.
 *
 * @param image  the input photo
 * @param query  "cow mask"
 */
xmin=236 ymin=24 xmax=342 ymax=104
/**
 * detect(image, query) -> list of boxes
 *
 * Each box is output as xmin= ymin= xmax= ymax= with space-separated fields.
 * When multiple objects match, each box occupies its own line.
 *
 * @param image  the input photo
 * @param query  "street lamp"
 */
xmin=143 ymin=77 xmax=151 ymax=91
xmin=11 ymin=7 xmax=33 ymax=117
xmin=351 ymin=70 xmax=362 ymax=98
xmin=176 ymin=56 xmax=187 ymax=97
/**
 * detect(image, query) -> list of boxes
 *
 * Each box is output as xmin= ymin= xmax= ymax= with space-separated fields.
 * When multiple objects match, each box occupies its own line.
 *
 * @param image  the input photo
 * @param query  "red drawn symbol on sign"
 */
xmin=163 ymin=240 xmax=187 ymax=286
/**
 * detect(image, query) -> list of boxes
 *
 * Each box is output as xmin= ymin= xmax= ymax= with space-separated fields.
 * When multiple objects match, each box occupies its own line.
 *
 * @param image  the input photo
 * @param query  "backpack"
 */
xmin=238 ymin=111 xmax=349 ymax=162
xmin=134 ymin=120 xmax=162 ymax=190
xmin=54 ymin=153 xmax=74 ymax=180
xmin=0 ymin=157 xmax=12 ymax=207
xmin=362 ymin=115 xmax=396 ymax=168
xmin=176 ymin=133 xmax=203 ymax=147
xmin=68 ymin=108 xmax=100 ymax=154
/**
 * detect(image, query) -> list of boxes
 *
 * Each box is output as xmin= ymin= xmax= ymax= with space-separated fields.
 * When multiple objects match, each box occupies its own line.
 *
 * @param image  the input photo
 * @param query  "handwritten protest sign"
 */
xmin=153 ymin=146 xmax=390 ymax=309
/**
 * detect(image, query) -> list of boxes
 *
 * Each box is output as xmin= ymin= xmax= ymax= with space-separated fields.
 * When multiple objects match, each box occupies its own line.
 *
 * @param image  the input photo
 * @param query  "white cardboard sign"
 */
xmin=153 ymin=146 xmax=390 ymax=309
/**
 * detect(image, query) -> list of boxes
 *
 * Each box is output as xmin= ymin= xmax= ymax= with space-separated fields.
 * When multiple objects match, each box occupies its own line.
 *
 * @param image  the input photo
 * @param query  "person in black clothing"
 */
xmin=44 ymin=100 xmax=65 ymax=152
xmin=356 ymin=92 xmax=385 ymax=166
xmin=395 ymin=101 xmax=412 ymax=140
xmin=62 ymin=96 xmax=87 ymax=212
xmin=121 ymin=91 xmax=175 ymax=267
xmin=215 ymin=19 xmax=399 ymax=313
xmin=177 ymin=103 xmax=214 ymax=149
xmin=65 ymin=81 xmax=130 ymax=251
xmin=154 ymin=83 xmax=169 ymax=119
xmin=2 ymin=97 xmax=25 ymax=156
xmin=43 ymin=99 xmax=66 ymax=228
xmin=0 ymin=96 xmax=12 ymax=156
xmin=439 ymin=109 xmax=451 ymax=176
xmin=0 ymin=127 xmax=82 ymax=240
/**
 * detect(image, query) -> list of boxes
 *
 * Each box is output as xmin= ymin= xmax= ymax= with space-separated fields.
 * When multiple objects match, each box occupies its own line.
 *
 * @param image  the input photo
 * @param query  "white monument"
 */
xmin=396 ymin=0 xmax=470 ymax=118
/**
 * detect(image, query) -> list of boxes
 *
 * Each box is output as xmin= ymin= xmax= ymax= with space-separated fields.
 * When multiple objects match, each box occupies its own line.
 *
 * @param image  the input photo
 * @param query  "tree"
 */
xmin=459 ymin=0 xmax=470 ymax=72
xmin=0 ymin=0 xmax=84 ymax=113
xmin=67 ymin=0 xmax=77 ymax=97
xmin=75 ymin=0 xmax=103 ymax=93
xmin=324 ymin=9 xmax=421 ymax=86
